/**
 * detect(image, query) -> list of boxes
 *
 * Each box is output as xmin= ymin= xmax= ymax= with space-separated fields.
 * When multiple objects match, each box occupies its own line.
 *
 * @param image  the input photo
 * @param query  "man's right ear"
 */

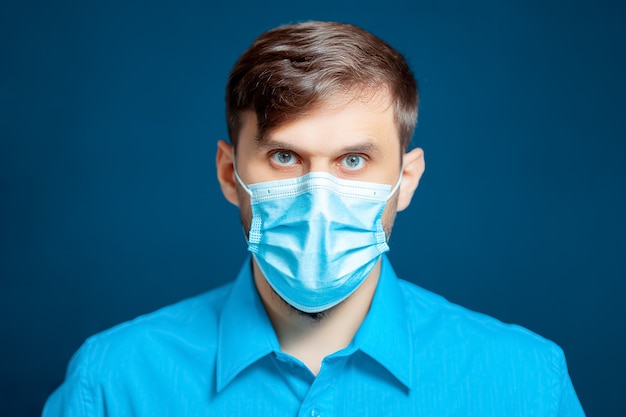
xmin=216 ymin=140 xmax=240 ymax=207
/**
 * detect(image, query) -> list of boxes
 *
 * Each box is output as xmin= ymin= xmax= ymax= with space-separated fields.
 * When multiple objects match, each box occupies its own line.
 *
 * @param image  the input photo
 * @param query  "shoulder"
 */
xmin=393 ymin=279 xmax=584 ymax=415
xmin=397 ymin=279 xmax=566 ymax=373
xmin=43 ymin=283 xmax=235 ymax=415
xmin=70 ymin=282 xmax=234 ymax=377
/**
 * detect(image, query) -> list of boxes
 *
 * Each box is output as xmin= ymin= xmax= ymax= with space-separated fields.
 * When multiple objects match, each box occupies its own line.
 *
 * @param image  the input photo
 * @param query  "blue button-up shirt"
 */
xmin=43 ymin=256 xmax=585 ymax=416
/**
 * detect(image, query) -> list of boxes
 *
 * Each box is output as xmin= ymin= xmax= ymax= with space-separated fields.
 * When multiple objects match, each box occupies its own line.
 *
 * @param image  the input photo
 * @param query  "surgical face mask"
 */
xmin=235 ymin=169 xmax=401 ymax=313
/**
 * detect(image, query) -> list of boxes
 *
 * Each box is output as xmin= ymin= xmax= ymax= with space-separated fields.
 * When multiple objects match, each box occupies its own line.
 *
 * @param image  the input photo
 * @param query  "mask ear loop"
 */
xmin=386 ymin=169 xmax=404 ymax=201
xmin=232 ymin=158 xmax=253 ymax=197
xmin=232 ymin=157 xmax=257 ymax=246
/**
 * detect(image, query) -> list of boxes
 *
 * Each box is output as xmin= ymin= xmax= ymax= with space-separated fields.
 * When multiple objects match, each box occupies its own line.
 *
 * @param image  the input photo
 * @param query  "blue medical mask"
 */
xmin=235 ymin=169 xmax=402 ymax=313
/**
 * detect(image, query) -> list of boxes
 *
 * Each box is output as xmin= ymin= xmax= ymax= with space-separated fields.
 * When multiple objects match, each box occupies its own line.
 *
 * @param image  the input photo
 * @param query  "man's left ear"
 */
xmin=397 ymin=147 xmax=425 ymax=211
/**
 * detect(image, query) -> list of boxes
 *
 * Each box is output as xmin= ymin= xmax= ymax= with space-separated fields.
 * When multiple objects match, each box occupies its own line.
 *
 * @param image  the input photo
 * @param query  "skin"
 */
xmin=216 ymin=90 xmax=425 ymax=375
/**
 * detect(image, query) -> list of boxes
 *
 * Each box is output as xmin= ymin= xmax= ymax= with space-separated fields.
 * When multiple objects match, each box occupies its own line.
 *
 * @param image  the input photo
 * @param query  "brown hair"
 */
xmin=225 ymin=21 xmax=418 ymax=150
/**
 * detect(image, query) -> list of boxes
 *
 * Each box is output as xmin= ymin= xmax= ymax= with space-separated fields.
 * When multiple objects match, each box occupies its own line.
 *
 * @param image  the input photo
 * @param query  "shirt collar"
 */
xmin=216 ymin=256 xmax=280 ymax=392
xmin=351 ymin=254 xmax=414 ymax=390
xmin=216 ymin=254 xmax=414 ymax=392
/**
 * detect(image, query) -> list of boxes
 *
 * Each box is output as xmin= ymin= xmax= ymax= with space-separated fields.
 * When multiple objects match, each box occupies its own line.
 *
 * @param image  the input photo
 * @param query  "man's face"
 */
xmin=234 ymin=90 xmax=403 ymax=239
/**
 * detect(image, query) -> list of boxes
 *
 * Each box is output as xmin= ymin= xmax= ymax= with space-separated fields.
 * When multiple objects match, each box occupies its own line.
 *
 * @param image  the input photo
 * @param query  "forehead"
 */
xmin=239 ymin=90 xmax=400 ymax=157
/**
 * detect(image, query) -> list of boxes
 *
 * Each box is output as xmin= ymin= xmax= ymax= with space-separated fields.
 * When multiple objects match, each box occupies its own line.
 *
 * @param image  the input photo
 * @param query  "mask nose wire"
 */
xmin=234 ymin=155 xmax=403 ymax=200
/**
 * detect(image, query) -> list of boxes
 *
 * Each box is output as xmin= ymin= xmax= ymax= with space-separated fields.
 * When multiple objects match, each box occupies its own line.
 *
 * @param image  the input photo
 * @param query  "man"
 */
xmin=44 ymin=21 xmax=585 ymax=416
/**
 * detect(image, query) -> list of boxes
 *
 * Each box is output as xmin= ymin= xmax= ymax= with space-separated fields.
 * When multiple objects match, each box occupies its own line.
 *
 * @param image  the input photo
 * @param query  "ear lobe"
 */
xmin=216 ymin=140 xmax=240 ymax=207
xmin=397 ymin=147 xmax=425 ymax=211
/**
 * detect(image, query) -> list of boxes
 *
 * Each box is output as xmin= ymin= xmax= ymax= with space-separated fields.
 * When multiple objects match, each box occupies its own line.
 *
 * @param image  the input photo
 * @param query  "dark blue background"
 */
xmin=2 ymin=0 xmax=624 ymax=415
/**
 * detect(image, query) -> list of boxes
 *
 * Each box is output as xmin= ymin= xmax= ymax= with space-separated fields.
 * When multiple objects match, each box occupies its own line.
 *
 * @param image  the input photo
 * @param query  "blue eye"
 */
xmin=342 ymin=154 xmax=365 ymax=170
xmin=272 ymin=151 xmax=297 ymax=166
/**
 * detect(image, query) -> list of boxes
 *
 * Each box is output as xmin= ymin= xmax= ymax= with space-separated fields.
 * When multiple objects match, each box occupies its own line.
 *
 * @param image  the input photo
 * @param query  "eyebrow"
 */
xmin=254 ymin=138 xmax=296 ymax=152
xmin=255 ymin=137 xmax=384 ymax=157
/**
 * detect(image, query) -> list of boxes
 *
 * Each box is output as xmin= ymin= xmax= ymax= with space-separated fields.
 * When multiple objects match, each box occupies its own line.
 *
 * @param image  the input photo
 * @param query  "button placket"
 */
xmin=297 ymin=356 xmax=344 ymax=417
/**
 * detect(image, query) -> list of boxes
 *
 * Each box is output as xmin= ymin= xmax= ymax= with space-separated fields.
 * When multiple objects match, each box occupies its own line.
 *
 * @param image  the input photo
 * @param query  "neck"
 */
xmin=252 ymin=259 xmax=381 ymax=376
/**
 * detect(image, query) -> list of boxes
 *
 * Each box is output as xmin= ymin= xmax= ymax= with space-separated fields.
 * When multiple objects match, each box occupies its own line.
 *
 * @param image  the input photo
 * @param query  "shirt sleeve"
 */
xmin=555 ymin=349 xmax=586 ymax=417
xmin=42 ymin=340 xmax=102 ymax=417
